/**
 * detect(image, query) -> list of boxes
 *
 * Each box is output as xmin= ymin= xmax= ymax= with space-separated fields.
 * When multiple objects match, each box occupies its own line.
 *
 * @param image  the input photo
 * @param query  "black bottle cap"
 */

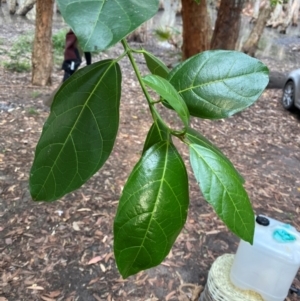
xmin=256 ymin=215 xmax=270 ymax=226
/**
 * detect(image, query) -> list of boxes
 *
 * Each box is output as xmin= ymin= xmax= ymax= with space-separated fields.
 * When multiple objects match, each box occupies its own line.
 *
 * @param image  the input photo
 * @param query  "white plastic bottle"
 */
xmin=230 ymin=215 xmax=300 ymax=301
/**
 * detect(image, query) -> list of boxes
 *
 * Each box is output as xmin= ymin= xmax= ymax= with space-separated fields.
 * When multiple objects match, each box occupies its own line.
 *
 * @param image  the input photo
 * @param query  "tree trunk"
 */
xmin=280 ymin=0 xmax=300 ymax=33
xmin=251 ymin=0 xmax=261 ymax=22
xmin=32 ymin=0 xmax=54 ymax=86
xmin=242 ymin=1 xmax=271 ymax=57
xmin=8 ymin=0 xmax=17 ymax=14
xmin=266 ymin=2 xmax=283 ymax=27
xmin=159 ymin=0 xmax=181 ymax=12
xmin=16 ymin=0 xmax=36 ymax=16
xmin=210 ymin=0 xmax=245 ymax=50
xmin=292 ymin=0 xmax=300 ymax=26
xmin=181 ymin=0 xmax=211 ymax=60
xmin=159 ymin=0 xmax=180 ymax=28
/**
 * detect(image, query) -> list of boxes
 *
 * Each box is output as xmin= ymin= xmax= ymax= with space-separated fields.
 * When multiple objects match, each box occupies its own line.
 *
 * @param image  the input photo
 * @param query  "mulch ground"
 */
xmin=2 ymin=10 xmax=300 ymax=301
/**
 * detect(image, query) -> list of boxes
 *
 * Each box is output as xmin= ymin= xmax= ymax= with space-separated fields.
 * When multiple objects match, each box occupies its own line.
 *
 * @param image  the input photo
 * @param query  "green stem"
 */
xmin=114 ymin=49 xmax=129 ymax=63
xmin=121 ymin=40 xmax=153 ymax=107
xmin=121 ymin=39 xmax=186 ymax=138
xmin=121 ymin=39 xmax=162 ymax=126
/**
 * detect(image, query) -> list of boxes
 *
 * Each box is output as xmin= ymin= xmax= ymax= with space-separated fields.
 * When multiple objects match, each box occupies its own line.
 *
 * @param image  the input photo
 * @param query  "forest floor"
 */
xmin=2 ymin=7 xmax=300 ymax=301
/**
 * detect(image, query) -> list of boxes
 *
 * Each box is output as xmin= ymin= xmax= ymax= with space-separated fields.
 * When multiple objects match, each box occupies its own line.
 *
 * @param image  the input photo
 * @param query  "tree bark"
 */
xmin=266 ymin=3 xmax=283 ymax=28
xmin=242 ymin=1 xmax=271 ymax=57
xmin=16 ymin=0 xmax=36 ymax=16
xmin=159 ymin=0 xmax=180 ymax=28
xmin=280 ymin=0 xmax=300 ymax=33
xmin=292 ymin=0 xmax=300 ymax=25
xmin=8 ymin=0 xmax=17 ymax=14
xmin=32 ymin=0 xmax=54 ymax=86
xmin=210 ymin=0 xmax=245 ymax=50
xmin=251 ymin=0 xmax=260 ymax=22
xmin=181 ymin=0 xmax=211 ymax=60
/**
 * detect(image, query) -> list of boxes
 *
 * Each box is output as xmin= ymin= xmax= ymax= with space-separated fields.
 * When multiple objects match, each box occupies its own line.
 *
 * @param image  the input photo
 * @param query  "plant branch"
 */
xmin=121 ymin=39 xmax=165 ymax=129
xmin=121 ymin=40 xmax=153 ymax=106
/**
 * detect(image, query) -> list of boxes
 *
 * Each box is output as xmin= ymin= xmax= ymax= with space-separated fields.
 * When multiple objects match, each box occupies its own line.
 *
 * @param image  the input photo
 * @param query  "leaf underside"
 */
xmin=57 ymin=0 xmax=160 ymax=52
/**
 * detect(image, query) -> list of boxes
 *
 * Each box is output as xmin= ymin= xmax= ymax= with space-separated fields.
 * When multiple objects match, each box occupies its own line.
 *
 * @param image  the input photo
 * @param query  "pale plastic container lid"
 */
xmin=251 ymin=215 xmax=300 ymax=264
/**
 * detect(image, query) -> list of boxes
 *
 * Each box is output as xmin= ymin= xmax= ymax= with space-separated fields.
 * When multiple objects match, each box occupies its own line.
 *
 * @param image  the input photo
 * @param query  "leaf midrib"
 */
xmin=123 ymin=142 xmax=169 ymax=276
xmin=190 ymin=144 xmax=251 ymax=235
xmin=34 ymin=60 xmax=117 ymax=200
xmin=177 ymin=70 xmax=267 ymax=94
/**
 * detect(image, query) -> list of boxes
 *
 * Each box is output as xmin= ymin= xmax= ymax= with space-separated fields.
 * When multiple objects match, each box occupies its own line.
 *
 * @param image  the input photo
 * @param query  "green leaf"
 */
xmin=56 ymin=0 xmax=160 ymax=52
xmin=142 ymin=120 xmax=170 ymax=153
xmin=30 ymin=60 xmax=121 ymax=201
xmin=143 ymin=75 xmax=190 ymax=127
xmin=114 ymin=141 xmax=189 ymax=278
xmin=143 ymin=51 xmax=169 ymax=79
xmin=169 ymin=50 xmax=269 ymax=119
xmin=186 ymin=127 xmax=244 ymax=183
xmin=189 ymin=144 xmax=254 ymax=243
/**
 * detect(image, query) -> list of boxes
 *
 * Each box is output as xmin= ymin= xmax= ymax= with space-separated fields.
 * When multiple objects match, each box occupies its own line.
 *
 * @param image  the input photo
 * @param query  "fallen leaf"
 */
xmin=93 ymin=294 xmax=102 ymax=301
xmin=5 ymin=238 xmax=12 ymax=245
xmin=100 ymin=263 xmax=106 ymax=272
xmin=77 ymin=208 xmax=91 ymax=212
xmin=27 ymin=285 xmax=44 ymax=290
xmin=41 ymin=296 xmax=56 ymax=301
xmin=88 ymin=278 xmax=99 ymax=285
xmin=165 ymin=290 xmax=176 ymax=301
xmin=47 ymin=291 xmax=61 ymax=298
xmin=72 ymin=222 xmax=80 ymax=231
xmin=88 ymin=256 xmax=103 ymax=265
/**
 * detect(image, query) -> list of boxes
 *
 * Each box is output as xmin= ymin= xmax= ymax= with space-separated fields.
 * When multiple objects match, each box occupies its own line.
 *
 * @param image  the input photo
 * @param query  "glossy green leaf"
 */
xmin=30 ymin=60 xmax=121 ymax=201
xmin=189 ymin=144 xmax=254 ymax=243
xmin=186 ymin=127 xmax=244 ymax=183
xmin=143 ymin=51 xmax=169 ymax=79
xmin=169 ymin=50 xmax=269 ymax=119
xmin=142 ymin=120 xmax=170 ymax=153
xmin=56 ymin=0 xmax=159 ymax=52
xmin=114 ymin=141 xmax=189 ymax=278
xmin=143 ymin=75 xmax=190 ymax=127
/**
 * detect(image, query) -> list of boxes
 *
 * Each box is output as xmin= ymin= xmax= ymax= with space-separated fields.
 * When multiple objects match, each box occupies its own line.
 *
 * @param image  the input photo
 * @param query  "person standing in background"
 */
xmin=62 ymin=30 xmax=92 ymax=81
xmin=44 ymin=30 xmax=92 ymax=106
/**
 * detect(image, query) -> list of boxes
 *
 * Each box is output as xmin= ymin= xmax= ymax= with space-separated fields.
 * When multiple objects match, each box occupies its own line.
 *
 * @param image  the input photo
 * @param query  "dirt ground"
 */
xmin=2 ymin=8 xmax=300 ymax=301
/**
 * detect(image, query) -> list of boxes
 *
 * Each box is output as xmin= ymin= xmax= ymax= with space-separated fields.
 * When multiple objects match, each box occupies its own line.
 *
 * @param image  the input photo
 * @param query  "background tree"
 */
xmin=31 ymin=0 xmax=54 ymax=85
xmin=242 ymin=0 xmax=272 ymax=56
xmin=210 ymin=0 xmax=245 ymax=50
xmin=181 ymin=0 xmax=211 ymax=59
xmin=251 ymin=0 xmax=261 ymax=22
xmin=16 ymin=0 xmax=36 ymax=16
xmin=266 ymin=1 xmax=283 ymax=27
xmin=280 ymin=0 xmax=300 ymax=33
xmin=8 ymin=0 xmax=17 ymax=14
